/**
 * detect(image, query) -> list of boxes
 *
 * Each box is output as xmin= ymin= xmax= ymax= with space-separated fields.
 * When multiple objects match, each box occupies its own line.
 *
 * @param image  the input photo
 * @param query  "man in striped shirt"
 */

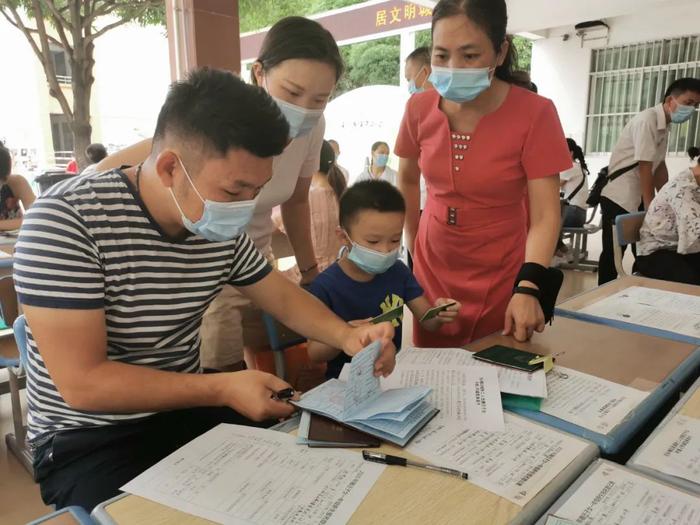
xmin=14 ymin=68 xmax=395 ymax=511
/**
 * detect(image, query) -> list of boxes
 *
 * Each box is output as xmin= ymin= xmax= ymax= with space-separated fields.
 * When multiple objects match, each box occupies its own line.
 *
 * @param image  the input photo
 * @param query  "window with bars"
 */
xmin=49 ymin=43 xmax=72 ymax=84
xmin=585 ymin=35 xmax=700 ymax=155
xmin=50 ymin=113 xmax=73 ymax=153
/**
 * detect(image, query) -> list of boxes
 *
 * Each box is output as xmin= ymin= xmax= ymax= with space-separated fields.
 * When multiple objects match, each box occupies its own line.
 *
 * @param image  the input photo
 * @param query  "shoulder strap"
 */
xmin=565 ymin=177 xmax=586 ymax=202
xmin=607 ymin=162 xmax=639 ymax=182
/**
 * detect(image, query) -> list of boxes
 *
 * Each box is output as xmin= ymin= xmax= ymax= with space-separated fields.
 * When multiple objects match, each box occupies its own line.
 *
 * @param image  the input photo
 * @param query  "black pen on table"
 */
xmin=362 ymin=451 xmax=468 ymax=480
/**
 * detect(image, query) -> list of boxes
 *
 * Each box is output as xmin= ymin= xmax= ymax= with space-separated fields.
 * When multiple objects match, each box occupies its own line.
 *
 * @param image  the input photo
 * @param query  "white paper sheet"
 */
xmin=540 ymin=366 xmax=648 ymax=434
xmin=297 ymin=410 xmax=311 ymax=442
xmin=470 ymin=359 xmax=548 ymax=399
xmin=122 ymin=424 xmax=385 ymax=525
xmin=555 ymin=462 xmax=700 ymax=524
xmin=544 ymin=517 xmax=577 ymax=525
xmin=635 ymin=414 xmax=700 ymax=485
xmin=382 ymin=366 xmax=504 ymax=431
xmin=394 ymin=348 xmax=548 ymax=398
xmin=396 ymin=347 xmax=475 ymax=367
xmin=406 ymin=414 xmax=588 ymax=505
xmin=579 ymin=286 xmax=700 ymax=339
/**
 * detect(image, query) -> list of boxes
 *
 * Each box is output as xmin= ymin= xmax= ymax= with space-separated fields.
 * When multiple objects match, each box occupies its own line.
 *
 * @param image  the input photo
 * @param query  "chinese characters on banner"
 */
xmin=376 ymin=3 xmax=433 ymax=28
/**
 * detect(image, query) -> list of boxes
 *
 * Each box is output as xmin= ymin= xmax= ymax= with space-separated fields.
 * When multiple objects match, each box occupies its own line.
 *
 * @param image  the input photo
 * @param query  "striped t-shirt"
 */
xmin=13 ymin=170 xmax=272 ymax=445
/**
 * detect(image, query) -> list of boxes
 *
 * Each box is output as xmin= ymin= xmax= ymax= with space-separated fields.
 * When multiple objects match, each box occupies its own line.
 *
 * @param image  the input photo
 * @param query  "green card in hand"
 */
xmin=370 ymin=304 xmax=404 ymax=324
xmin=419 ymin=302 xmax=457 ymax=323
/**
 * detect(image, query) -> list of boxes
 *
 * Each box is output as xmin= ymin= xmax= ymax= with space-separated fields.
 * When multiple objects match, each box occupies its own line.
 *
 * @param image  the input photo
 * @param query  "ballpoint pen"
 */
xmin=271 ymin=388 xmax=296 ymax=401
xmin=362 ymin=450 xmax=469 ymax=480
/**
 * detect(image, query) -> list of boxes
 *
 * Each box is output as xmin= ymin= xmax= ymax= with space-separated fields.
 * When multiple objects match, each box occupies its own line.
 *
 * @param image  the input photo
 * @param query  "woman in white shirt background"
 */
xmin=94 ymin=17 xmax=344 ymax=371
xmin=635 ymin=147 xmax=700 ymax=285
xmin=560 ymin=138 xmax=589 ymax=227
xmin=327 ymin=139 xmax=350 ymax=183
xmin=554 ymin=138 xmax=589 ymax=263
xmin=273 ymin=140 xmax=347 ymax=282
xmin=355 ymin=141 xmax=398 ymax=186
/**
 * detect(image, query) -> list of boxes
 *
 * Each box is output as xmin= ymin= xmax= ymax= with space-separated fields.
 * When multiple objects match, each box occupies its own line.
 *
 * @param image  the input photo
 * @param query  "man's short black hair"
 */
xmin=664 ymin=77 xmax=700 ymax=101
xmin=153 ymin=67 xmax=289 ymax=160
xmin=85 ymin=143 xmax=107 ymax=164
xmin=0 ymin=142 xmax=10 ymax=181
xmin=339 ymin=180 xmax=405 ymax=231
xmin=406 ymin=46 xmax=431 ymax=68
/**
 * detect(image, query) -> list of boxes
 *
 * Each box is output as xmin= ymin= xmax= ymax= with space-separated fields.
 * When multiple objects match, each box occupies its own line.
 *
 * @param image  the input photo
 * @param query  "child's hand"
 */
xmin=435 ymin=298 xmax=461 ymax=324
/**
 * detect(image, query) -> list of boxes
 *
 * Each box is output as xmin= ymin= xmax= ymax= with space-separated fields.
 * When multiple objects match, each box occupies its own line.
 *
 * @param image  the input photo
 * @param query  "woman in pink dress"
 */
xmin=395 ymin=0 xmax=572 ymax=346
xmin=274 ymin=140 xmax=346 ymax=281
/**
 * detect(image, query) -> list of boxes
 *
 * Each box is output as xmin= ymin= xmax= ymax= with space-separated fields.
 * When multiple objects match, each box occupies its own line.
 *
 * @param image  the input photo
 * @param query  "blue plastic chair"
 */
xmin=27 ymin=505 xmax=95 ymax=524
xmin=0 ymin=273 xmax=18 ymax=369
xmin=0 ymin=354 xmax=19 ymax=369
xmin=5 ymin=315 xmax=33 ymax=473
xmin=12 ymin=315 xmax=28 ymax=369
xmin=560 ymin=204 xmax=602 ymax=272
xmin=261 ymin=312 xmax=306 ymax=380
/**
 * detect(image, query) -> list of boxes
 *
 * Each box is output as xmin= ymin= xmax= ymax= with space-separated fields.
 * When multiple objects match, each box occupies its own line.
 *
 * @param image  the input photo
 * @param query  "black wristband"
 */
xmin=514 ymin=262 xmax=549 ymax=291
xmin=513 ymin=286 xmax=541 ymax=300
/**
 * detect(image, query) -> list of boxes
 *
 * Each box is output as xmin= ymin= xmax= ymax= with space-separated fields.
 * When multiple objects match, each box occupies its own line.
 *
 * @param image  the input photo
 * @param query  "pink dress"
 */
xmin=395 ymin=86 xmax=571 ymax=346
xmin=273 ymin=184 xmax=342 ymax=282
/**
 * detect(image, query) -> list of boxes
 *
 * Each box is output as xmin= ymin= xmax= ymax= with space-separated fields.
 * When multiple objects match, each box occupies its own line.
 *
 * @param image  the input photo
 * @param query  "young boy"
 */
xmin=308 ymin=180 xmax=461 ymax=379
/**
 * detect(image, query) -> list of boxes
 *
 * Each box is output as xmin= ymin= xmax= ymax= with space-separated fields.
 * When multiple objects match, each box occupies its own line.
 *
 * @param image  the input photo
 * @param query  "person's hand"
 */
xmin=342 ymin=322 xmax=396 ymax=377
xmin=348 ymin=318 xmax=372 ymax=327
xmin=502 ymin=291 xmax=545 ymax=342
xmin=299 ymin=266 xmax=320 ymax=286
xmin=434 ymin=298 xmax=461 ymax=324
xmin=219 ymin=370 xmax=298 ymax=421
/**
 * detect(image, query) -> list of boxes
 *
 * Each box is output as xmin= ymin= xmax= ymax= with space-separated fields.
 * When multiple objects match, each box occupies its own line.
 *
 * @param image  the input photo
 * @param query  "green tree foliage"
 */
xmin=512 ymin=36 xmax=532 ymax=72
xmin=239 ymin=0 xmax=363 ymax=32
xmin=416 ymin=29 xmax=431 ymax=49
xmin=341 ymin=37 xmax=400 ymax=93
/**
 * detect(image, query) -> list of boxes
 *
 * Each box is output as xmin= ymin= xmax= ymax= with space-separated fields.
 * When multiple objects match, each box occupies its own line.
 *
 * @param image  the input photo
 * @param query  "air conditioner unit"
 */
xmin=574 ymin=20 xmax=609 ymax=48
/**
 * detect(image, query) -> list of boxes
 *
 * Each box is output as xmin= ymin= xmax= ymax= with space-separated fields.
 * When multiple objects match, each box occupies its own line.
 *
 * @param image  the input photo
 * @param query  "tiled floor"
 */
xmin=0 ymin=229 xmax=629 ymax=523
xmin=0 ymin=391 xmax=50 ymax=523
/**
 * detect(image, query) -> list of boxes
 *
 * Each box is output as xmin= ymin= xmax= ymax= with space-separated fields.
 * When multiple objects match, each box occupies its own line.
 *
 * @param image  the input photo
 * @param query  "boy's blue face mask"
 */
xmin=170 ymin=157 xmax=257 ymax=242
xmin=343 ymin=232 xmax=400 ymax=274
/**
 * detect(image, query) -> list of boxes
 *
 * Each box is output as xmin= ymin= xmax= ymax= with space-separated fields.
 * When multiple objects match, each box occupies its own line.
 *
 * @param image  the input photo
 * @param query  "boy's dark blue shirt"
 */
xmin=308 ymin=260 xmax=423 ymax=379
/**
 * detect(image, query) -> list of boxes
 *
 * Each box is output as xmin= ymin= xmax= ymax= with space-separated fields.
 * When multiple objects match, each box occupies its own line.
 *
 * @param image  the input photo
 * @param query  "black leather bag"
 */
xmin=586 ymin=163 xmax=639 ymax=207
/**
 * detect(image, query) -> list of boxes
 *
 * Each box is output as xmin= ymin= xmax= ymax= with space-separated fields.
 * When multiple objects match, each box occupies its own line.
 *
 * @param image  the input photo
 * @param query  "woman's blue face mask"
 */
xmin=428 ymin=65 xmax=495 ymax=103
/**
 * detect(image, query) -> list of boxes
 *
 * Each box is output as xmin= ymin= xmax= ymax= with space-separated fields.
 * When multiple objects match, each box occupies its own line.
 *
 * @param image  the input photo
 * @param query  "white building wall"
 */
xmin=92 ymin=23 xmax=170 ymax=152
xmin=0 ymin=17 xmax=169 ymax=179
xmin=531 ymin=1 xmax=699 ymax=178
xmin=0 ymin=23 xmax=49 ymax=170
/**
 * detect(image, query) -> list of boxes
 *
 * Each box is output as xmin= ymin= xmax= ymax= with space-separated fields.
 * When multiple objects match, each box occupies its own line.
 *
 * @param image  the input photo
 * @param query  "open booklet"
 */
xmin=293 ymin=341 xmax=438 ymax=447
